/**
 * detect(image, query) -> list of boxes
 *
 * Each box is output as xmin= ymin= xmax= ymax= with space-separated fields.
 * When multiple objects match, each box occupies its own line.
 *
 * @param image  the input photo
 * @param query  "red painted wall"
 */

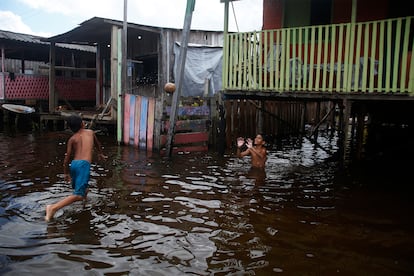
xmin=264 ymin=0 xmax=392 ymax=28
xmin=4 ymin=74 xmax=95 ymax=101
xmin=332 ymin=0 xmax=352 ymax=23
xmin=355 ymin=0 xmax=388 ymax=22
xmin=263 ymin=0 xmax=284 ymax=29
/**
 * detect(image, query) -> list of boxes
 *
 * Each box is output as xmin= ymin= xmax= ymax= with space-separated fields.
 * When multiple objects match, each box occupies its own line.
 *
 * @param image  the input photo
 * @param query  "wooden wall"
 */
xmin=223 ymin=99 xmax=331 ymax=148
xmin=123 ymin=93 xmax=156 ymax=150
xmin=160 ymin=99 xmax=210 ymax=155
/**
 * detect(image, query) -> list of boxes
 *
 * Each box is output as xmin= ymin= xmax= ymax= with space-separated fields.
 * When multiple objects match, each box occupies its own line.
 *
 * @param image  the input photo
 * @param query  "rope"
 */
xmin=231 ymin=1 xmax=239 ymax=32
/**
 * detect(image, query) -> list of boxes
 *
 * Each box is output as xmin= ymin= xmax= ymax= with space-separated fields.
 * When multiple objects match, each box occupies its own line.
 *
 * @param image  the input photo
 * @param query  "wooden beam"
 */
xmin=39 ymin=65 xmax=96 ymax=71
xmin=48 ymin=42 xmax=56 ymax=113
xmin=165 ymin=0 xmax=195 ymax=157
xmin=161 ymin=132 xmax=209 ymax=145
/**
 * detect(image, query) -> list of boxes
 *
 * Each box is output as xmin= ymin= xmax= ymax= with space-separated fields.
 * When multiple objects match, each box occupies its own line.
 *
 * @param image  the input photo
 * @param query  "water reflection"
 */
xmin=0 ymin=131 xmax=413 ymax=275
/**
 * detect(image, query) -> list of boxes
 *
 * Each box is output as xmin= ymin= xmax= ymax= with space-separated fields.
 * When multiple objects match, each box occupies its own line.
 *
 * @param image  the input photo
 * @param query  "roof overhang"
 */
xmin=0 ymin=29 xmax=94 ymax=62
xmin=46 ymin=17 xmax=162 ymax=46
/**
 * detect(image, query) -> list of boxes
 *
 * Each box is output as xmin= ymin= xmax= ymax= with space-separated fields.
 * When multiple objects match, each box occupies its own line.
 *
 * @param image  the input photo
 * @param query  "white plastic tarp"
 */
xmin=173 ymin=42 xmax=222 ymax=97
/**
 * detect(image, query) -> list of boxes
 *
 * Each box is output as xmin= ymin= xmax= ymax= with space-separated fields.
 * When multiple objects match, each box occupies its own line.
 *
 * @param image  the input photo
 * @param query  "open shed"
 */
xmin=46 ymin=16 xmax=224 ymax=151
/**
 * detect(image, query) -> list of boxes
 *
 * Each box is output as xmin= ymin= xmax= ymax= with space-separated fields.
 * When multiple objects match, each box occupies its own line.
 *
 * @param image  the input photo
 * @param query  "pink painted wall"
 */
xmin=3 ymin=74 xmax=95 ymax=101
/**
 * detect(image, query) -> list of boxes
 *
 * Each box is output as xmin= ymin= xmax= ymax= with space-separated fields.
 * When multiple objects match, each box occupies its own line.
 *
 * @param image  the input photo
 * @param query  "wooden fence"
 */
xmin=161 ymin=103 xmax=210 ymax=154
xmin=123 ymin=94 xmax=156 ymax=150
xmin=0 ymin=73 xmax=95 ymax=101
xmin=224 ymin=99 xmax=330 ymax=148
xmin=123 ymin=94 xmax=210 ymax=153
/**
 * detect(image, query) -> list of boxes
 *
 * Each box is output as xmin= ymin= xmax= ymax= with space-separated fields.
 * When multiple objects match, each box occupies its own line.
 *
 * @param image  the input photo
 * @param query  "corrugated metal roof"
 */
xmin=47 ymin=17 xmax=162 ymax=46
xmin=0 ymin=30 xmax=48 ymax=45
xmin=0 ymin=29 xmax=95 ymax=52
xmin=55 ymin=42 xmax=96 ymax=52
xmin=46 ymin=16 xmax=224 ymax=46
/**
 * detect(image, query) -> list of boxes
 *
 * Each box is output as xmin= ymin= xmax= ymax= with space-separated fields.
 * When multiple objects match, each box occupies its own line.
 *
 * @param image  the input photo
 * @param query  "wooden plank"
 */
xmin=129 ymin=95 xmax=136 ymax=145
xmin=160 ymin=145 xmax=208 ymax=155
xmin=163 ymin=119 xmax=209 ymax=133
xmin=160 ymin=131 xmax=209 ymax=145
xmin=164 ymin=105 xmax=210 ymax=116
xmin=139 ymin=96 xmax=148 ymax=149
xmin=225 ymin=100 xmax=232 ymax=149
xmin=134 ymin=96 xmax=142 ymax=147
xmin=115 ymin=27 xmax=122 ymax=143
xmin=123 ymin=93 xmax=130 ymax=145
xmin=0 ymin=74 xmax=5 ymax=100
xmin=165 ymin=0 xmax=196 ymax=157
xmin=147 ymin=97 xmax=155 ymax=151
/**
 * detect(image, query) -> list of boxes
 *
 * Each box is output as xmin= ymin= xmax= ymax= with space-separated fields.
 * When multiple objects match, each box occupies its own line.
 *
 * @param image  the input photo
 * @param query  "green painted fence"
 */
xmin=223 ymin=16 xmax=414 ymax=94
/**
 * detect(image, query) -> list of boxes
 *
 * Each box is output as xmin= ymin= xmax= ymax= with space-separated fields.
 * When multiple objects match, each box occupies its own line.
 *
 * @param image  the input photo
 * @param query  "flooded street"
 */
xmin=0 ymin=129 xmax=413 ymax=275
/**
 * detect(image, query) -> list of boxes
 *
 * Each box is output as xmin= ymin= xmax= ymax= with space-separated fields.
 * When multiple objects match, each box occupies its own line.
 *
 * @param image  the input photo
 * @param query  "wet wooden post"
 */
xmin=300 ymin=101 xmax=306 ymax=134
xmin=166 ymin=0 xmax=195 ymax=157
xmin=120 ymin=0 xmax=127 ymax=144
xmin=329 ymin=101 xmax=337 ymax=135
xmin=110 ymin=26 xmax=120 ymax=142
xmin=222 ymin=0 xmax=230 ymax=88
xmin=341 ymin=99 xmax=352 ymax=165
xmin=258 ymin=100 xmax=263 ymax=134
xmin=1 ymin=45 xmax=5 ymax=72
xmin=95 ymin=44 xmax=101 ymax=106
xmin=48 ymin=42 xmax=56 ymax=113
xmin=313 ymin=101 xmax=321 ymax=140
xmin=117 ymin=28 xmax=123 ymax=144
xmin=355 ymin=103 xmax=366 ymax=160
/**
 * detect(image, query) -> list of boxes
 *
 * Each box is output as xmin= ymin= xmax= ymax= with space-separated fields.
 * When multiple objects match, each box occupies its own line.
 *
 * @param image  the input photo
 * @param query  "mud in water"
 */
xmin=0 ymin=130 xmax=413 ymax=275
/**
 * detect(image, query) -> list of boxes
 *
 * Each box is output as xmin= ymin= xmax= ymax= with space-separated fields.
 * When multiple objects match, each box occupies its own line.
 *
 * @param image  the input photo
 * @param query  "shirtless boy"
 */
xmin=45 ymin=114 xmax=107 ymax=221
xmin=236 ymin=134 xmax=267 ymax=168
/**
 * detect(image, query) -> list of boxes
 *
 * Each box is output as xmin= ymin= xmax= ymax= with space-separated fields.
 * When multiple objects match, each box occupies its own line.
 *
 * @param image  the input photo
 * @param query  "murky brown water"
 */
xmin=0 ymin=129 xmax=413 ymax=275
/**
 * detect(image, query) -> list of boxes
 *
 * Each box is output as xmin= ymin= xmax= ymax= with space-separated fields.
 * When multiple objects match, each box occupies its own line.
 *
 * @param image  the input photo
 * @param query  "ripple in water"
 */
xmin=0 ymin=132 xmax=413 ymax=275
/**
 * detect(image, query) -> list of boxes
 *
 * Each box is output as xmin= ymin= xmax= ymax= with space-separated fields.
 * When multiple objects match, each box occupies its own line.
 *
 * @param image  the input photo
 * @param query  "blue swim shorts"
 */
xmin=70 ymin=160 xmax=91 ymax=197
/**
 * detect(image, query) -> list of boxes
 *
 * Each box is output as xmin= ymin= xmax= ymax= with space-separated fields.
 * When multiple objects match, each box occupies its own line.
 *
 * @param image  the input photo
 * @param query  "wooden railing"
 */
xmin=222 ymin=16 xmax=414 ymax=94
xmin=0 ymin=73 xmax=95 ymax=101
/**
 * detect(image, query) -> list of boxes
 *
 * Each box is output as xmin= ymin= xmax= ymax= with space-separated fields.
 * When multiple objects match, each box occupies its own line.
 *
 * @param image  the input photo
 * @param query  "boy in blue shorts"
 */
xmin=45 ymin=114 xmax=107 ymax=221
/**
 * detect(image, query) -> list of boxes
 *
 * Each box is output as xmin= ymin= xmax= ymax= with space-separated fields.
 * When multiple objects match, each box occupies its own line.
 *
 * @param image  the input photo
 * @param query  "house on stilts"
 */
xmin=2 ymin=0 xmax=414 ymax=165
xmin=220 ymin=0 xmax=414 ymax=164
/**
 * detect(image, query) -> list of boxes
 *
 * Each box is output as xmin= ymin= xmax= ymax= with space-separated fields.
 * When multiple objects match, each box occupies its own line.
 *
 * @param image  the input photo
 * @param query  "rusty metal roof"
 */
xmin=0 ymin=30 xmax=47 ymax=44
xmin=0 ymin=29 xmax=95 ymax=51
xmin=0 ymin=29 xmax=95 ymax=62
xmin=46 ymin=17 xmax=162 ymax=46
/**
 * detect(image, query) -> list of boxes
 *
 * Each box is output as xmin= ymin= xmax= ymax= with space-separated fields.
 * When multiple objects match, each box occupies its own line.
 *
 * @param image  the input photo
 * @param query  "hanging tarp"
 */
xmin=173 ymin=42 xmax=222 ymax=97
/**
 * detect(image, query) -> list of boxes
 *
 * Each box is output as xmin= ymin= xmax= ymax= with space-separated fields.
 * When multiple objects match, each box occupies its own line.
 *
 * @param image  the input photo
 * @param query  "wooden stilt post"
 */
xmin=329 ymin=101 xmax=337 ymax=135
xmin=258 ymin=100 xmax=263 ymax=134
xmin=341 ymin=99 xmax=352 ymax=165
xmin=355 ymin=103 xmax=366 ymax=160
xmin=48 ymin=42 xmax=56 ymax=113
xmin=301 ymin=101 xmax=307 ymax=134
xmin=117 ymin=28 xmax=123 ymax=144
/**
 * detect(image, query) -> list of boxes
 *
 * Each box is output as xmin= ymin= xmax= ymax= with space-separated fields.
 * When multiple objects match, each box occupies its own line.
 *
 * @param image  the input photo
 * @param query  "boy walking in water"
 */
xmin=236 ymin=134 xmax=267 ymax=169
xmin=45 ymin=114 xmax=107 ymax=221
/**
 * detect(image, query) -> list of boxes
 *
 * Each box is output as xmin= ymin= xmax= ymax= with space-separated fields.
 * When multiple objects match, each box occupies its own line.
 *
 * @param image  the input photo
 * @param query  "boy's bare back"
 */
xmin=67 ymin=128 xmax=96 ymax=163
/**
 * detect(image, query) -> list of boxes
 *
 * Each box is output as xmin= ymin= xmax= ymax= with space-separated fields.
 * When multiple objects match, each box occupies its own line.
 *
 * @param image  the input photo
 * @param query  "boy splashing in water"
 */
xmin=236 ymin=134 xmax=267 ymax=169
xmin=45 ymin=114 xmax=107 ymax=221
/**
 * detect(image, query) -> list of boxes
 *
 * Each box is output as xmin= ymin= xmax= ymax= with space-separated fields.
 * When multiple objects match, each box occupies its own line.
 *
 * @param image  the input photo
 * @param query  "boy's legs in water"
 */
xmin=45 ymin=160 xmax=90 ymax=221
xmin=82 ymin=188 xmax=89 ymax=208
xmin=45 ymin=194 xmax=84 ymax=221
